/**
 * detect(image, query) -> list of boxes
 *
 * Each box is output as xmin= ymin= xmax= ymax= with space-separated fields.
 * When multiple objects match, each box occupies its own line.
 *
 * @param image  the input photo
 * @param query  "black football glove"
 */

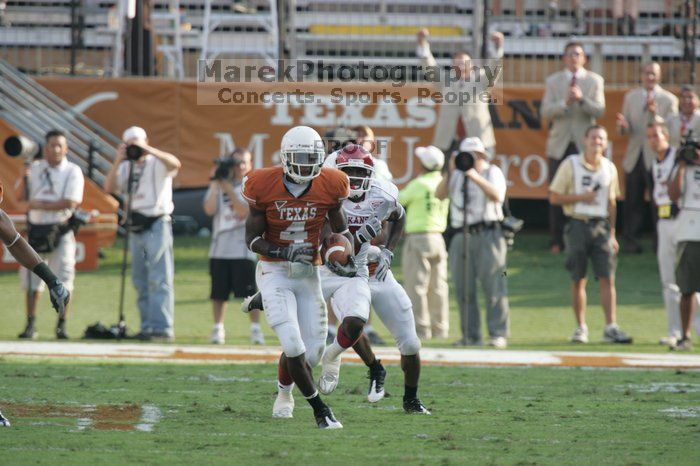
xmin=49 ymin=281 xmax=70 ymax=317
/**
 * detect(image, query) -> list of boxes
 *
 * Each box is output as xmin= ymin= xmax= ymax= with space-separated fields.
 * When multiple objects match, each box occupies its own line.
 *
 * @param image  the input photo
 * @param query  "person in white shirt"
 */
xmin=668 ymin=142 xmax=700 ymax=351
xmin=203 ymin=148 xmax=264 ymax=345
xmin=549 ymin=125 xmax=633 ymax=344
xmin=436 ymin=137 xmax=510 ymax=348
xmin=14 ymin=129 xmax=84 ymax=340
xmin=666 ymin=86 xmax=700 ymax=148
xmin=646 ymin=122 xmax=700 ymax=347
xmin=104 ymin=126 xmax=181 ymax=341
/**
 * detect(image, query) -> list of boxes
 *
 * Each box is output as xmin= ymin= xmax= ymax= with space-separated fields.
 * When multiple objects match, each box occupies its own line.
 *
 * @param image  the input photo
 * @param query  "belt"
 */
xmin=465 ymin=221 xmax=499 ymax=234
xmin=568 ymin=216 xmax=607 ymax=224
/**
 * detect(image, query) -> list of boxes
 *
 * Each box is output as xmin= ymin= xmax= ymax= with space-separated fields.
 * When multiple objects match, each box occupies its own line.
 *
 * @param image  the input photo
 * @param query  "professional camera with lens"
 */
xmin=211 ymin=157 xmax=240 ymax=181
xmin=325 ymin=127 xmax=359 ymax=153
xmin=125 ymin=144 xmax=144 ymax=161
xmin=677 ymin=133 xmax=700 ymax=165
xmin=454 ymin=151 xmax=475 ymax=172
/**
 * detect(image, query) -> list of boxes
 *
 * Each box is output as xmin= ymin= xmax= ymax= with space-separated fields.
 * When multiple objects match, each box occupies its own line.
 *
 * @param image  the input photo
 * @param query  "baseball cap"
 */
xmin=415 ymin=145 xmax=445 ymax=171
xmin=458 ymin=137 xmax=486 ymax=156
xmin=122 ymin=126 xmax=148 ymax=143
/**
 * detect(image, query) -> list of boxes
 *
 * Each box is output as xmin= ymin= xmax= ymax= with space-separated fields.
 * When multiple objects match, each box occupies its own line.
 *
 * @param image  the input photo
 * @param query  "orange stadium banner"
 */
xmin=34 ymin=78 xmax=629 ymax=199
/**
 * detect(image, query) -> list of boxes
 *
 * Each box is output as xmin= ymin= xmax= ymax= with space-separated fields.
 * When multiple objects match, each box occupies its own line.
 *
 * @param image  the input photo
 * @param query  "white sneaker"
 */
xmin=318 ymin=350 xmax=342 ymax=395
xmin=571 ymin=325 xmax=589 ymax=343
xmin=272 ymin=390 xmax=294 ymax=418
xmin=659 ymin=335 xmax=678 ymax=346
xmin=210 ymin=325 xmax=225 ymax=345
xmin=489 ymin=336 xmax=507 ymax=349
xmin=251 ymin=326 xmax=265 ymax=345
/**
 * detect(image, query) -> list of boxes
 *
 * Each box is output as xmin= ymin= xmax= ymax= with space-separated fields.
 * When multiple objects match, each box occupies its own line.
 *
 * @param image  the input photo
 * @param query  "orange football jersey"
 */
xmin=242 ymin=166 xmax=350 ymax=265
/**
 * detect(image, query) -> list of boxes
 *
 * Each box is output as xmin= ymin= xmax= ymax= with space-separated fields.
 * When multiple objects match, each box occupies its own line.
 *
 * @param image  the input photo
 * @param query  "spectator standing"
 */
xmin=14 ymin=129 xmax=84 ymax=340
xmin=617 ymin=62 xmax=678 ymax=253
xmin=436 ymin=137 xmax=510 ymax=348
xmin=104 ymin=127 xmax=181 ymax=341
xmin=398 ymin=146 xmax=450 ymax=340
xmin=666 ymin=86 xmax=700 ymax=148
xmin=416 ymin=28 xmax=504 ymax=156
xmin=541 ymin=41 xmax=605 ymax=254
xmin=203 ymin=148 xmax=264 ymax=345
xmin=646 ymin=122 xmax=700 ymax=346
xmin=549 ymin=125 xmax=633 ymax=344
xmin=668 ymin=141 xmax=700 ymax=351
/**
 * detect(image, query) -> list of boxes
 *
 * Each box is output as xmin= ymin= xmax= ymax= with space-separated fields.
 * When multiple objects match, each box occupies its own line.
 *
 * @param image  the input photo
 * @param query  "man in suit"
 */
xmin=616 ymin=62 xmax=678 ymax=253
xmin=416 ymin=28 xmax=504 ymax=156
xmin=541 ymin=42 xmax=605 ymax=254
xmin=666 ymin=86 xmax=700 ymax=148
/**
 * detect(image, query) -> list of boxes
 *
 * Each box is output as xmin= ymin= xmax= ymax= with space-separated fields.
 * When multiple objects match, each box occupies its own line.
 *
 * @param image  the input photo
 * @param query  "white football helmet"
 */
xmin=280 ymin=126 xmax=326 ymax=184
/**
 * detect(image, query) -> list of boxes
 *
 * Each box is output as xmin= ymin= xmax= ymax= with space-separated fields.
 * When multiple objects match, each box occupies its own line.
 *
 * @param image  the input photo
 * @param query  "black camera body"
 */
xmin=126 ymin=144 xmax=144 ymax=161
xmin=211 ymin=157 xmax=240 ymax=181
xmin=454 ymin=151 xmax=475 ymax=172
xmin=678 ymin=133 xmax=699 ymax=165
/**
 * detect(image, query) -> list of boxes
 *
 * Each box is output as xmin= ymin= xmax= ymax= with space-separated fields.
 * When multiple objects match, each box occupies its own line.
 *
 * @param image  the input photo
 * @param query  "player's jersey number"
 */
xmin=280 ymin=220 xmax=308 ymax=242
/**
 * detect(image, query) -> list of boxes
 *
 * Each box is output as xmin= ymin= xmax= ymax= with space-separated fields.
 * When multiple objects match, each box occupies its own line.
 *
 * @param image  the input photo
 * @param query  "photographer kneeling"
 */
xmin=437 ymin=137 xmax=510 ymax=348
xmin=203 ymin=148 xmax=264 ymax=345
xmin=104 ymin=127 xmax=181 ymax=341
xmin=668 ymin=138 xmax=700 ymax=350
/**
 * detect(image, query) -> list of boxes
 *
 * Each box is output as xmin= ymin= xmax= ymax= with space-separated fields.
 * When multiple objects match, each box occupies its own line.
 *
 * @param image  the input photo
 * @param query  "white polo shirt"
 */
xmin=116 ymin=155 xmax=176 ymax=216
xmin=448 ymin=163 xmax=506 ymax=228
xmin=27 ymin=158 xmax=84 ymax=225
xmin=207 ymin=180 xmax=255 ymax=260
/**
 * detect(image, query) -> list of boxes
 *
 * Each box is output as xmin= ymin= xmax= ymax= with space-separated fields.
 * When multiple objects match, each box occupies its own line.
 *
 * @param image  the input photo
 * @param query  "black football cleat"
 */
xmin=403 ymin=398 xmax=431 ymax=415
xmin=314 ymin=407 xmax=343 ymax=429
xmin=367 ymin=361 xmax=386 ymax=403
xmin=18 ymin=325 xmax=37 ymax=339
xmin=241 ymin=291 xmax=263 ymax=314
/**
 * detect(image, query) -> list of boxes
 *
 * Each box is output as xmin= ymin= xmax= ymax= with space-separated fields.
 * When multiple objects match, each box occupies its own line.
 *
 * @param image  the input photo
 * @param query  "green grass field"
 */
xmin=0 ymin=232 xmax=674 ymax=350
xmin=0 ymin=362 xmax=698 ymax=465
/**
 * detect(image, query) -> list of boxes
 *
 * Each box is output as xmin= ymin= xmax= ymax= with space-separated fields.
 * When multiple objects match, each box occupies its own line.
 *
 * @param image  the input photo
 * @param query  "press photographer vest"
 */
xmin=571 ymin=154 xmax=611 ymax=219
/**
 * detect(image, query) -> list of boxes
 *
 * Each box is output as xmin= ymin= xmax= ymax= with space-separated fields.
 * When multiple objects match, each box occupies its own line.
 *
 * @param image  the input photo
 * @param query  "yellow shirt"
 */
xmin=398 ymin=171 xmax=449 ymax=234
xmin=549 ymin=154 xmax=620 ymax=218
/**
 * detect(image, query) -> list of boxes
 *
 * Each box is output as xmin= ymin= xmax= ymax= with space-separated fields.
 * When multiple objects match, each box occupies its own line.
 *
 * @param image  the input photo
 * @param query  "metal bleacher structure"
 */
xmin=0 ymin=0 xmax=696 ymax=86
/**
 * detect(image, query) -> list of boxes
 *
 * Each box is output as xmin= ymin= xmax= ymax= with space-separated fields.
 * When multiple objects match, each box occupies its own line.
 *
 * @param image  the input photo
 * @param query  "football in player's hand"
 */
xmin=322 ymin=233 xmax=353 ymax=265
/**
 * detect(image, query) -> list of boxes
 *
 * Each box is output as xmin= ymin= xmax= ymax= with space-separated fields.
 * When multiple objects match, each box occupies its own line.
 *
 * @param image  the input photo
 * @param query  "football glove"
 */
xmin=48 ymin=281 xmax=70 ymax=317
xmin=356 ymin=216 xmax=382 ymax=244
xmin=374 ymin=246 xmax=394 ymax=281
xmin=271 ymin=242 xmax=315 ymax=265
xmin=354 ymin=242 xmax=370 ymax=281
xmin=326 ymin=254 xmax=358 ymax=277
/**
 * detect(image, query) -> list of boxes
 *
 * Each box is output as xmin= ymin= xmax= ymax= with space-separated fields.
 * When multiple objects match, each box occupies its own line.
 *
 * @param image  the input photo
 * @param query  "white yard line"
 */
xmin=1 ymin=341 xmax=699 ymax=369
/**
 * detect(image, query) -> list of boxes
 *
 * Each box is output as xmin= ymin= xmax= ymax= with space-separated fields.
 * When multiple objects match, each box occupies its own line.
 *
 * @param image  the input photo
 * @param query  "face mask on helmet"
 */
xmin=281 ymin=151 xmax=325 ymax=183
xmin=340 ymin=164 xmax=373 ymax=199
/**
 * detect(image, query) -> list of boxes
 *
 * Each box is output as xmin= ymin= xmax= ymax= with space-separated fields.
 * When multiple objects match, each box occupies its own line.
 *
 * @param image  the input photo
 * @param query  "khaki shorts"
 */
xmin=676 ymin=241 xmax=700 ymax=294
xmin=564 ymin=218 xmax=616 ymax=281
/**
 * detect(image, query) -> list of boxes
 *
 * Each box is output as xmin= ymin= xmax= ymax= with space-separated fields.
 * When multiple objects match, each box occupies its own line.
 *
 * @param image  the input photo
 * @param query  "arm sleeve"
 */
xmin=549 ymin=158 xmax=573 ymax=194
xmin=490 ymin=166 xmax=507 ymax=204
xmin=241 ymin=173 xmax=265 ymax=210
xmin=64 ymin=167 xmax=84 ymax=203
xmin=115 ymin=161 xmax=128 ymax=194
xmin=580 ymin=75 xmax=605 ymax=119
xmin=336 ymin=172 xmax=350 ymax=202
xmin=540 ymin=76 xmax=568 ymax=120
xmin=398 ymin=181 xmax=418 ymax=207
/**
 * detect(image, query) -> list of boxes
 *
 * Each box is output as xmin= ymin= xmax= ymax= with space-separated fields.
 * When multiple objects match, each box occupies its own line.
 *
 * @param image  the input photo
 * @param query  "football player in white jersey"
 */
xmin=323 ymin=145 xmax=429 ymax=414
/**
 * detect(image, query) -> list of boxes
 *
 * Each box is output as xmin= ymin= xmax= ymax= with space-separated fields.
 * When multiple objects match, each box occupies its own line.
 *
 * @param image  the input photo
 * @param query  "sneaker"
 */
xmin=603 ymin=324 xmax=633 ymax=344
xmin=210 ymin=325 xmax=225 ymax=345
xmin=0 ymin=411 xmax=10 ymax=427
xmin=403 ymin=398 xmax=431 ymax=415
xmin=56 ymin=327 xmax=69 ymax=340
xmin=133 ymin=331 xmax=152 ymax=341
xmin=241 ymin=292 xmax=263 ymax=314
xmin=489 ymin=337 xmax=507 ymax=349
xmin=150 ymin=332 xmax=174 ymax=343
xmin=659 ymin=336 xmax=678 ymax=346
xmin=365 ymin=329 xmax=386 ymax=346
xmin=272 ymin=390 xmax=294 ymax=418
xmin=18 ymin=325 xmax=37 ymax=340
xmin=570 ymin=326 xmax=589 ymax=343
xmin=671 ymin=338 xmax=693 ymax=351
xmin=318 ymin=350 xmax=342 ymax=395
xmin=367 ymin=361 xmax=386 ymax=403
xmin=314 ymin=406 xmax=343 ymax=429
xmin=250 ymin=326 xmax=265 ymax=345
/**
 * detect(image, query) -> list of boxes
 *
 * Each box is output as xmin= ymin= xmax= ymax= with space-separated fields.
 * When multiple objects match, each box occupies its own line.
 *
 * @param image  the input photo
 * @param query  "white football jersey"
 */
xmin=345 ymin=177 xmax=404 ymax=236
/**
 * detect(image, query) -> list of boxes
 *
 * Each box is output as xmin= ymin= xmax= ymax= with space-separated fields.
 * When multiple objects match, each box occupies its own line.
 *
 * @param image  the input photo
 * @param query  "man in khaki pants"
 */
xmin=398 ymin=146 xmax=450 ymax=340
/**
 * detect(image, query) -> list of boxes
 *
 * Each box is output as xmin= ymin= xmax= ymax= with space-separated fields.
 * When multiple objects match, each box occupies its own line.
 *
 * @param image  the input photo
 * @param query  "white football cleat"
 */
xmin=250 ymin=326 xmax=265 ymax=345
xmin=210 ymin=325 xmax=225 ymax=345
xmin=318 ymin=351 xmax=342 ymax=395
xmin=0 ymin=411 xmax=10 ymax=427
xmin=272 ymin=390 xmax=294 ymax=418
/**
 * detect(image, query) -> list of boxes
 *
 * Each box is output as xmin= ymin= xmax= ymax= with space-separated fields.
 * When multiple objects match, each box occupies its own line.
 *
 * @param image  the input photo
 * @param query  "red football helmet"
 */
xmin=335 ymin=144 xmax=375 ymax=198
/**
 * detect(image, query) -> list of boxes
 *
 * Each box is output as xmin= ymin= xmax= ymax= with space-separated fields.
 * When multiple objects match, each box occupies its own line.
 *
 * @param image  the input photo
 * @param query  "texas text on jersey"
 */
xmin=242 ymin=165 xmax=350 ymax=265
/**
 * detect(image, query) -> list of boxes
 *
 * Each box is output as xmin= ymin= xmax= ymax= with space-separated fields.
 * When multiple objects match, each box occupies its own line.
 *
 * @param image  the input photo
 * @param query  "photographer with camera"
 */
xmin=203 ymin=148 xmax=264 ymax=345
xmin=14 ymin=129 xmax=84 ymax=340
xmin=436 ymin=137 xmax=510 ymax=348
xmin=104 ymin=126 xmax=181 ymax=341
xmin=668 ymin=133 xmax=700 ymax=350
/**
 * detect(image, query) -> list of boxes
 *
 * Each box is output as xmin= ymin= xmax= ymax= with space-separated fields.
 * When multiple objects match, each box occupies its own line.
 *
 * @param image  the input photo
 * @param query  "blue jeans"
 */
xmin=130 ymin=217 xmax=175 ymax=335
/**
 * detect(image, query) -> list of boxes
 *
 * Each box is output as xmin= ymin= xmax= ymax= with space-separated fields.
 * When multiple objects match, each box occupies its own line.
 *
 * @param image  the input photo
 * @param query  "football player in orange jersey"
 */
xmin=242 ymin=126 xmax=378 ymax=429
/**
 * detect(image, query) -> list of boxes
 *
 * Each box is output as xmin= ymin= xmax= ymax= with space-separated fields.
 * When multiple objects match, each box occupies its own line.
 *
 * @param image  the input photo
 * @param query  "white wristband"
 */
xmin=248 ymin=236 xmax=262 ymax=251
xmin=5 ymin=232 xmax=21 ymax=248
